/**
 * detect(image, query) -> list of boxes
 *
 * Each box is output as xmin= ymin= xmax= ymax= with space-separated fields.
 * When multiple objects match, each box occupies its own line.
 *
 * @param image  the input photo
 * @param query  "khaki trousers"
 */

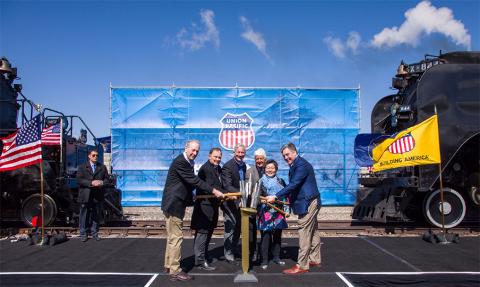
xmin=297 ymin=198 xmax=321 ymax=270
xmin=164 ymin=213 xmax=183 ymax=274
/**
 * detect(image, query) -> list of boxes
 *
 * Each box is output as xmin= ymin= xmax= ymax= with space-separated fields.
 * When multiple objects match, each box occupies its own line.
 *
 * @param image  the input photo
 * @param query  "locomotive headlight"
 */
xmin=392 ymin=77 xmax=408 ymax=89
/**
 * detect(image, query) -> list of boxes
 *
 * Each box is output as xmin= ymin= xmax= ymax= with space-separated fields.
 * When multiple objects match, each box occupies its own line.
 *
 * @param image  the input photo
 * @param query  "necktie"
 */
xmin=91 ymin=164 xmax=95 ymax=173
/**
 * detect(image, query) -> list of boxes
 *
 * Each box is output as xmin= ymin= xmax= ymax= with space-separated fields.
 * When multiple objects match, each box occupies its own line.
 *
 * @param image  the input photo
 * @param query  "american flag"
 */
xmin=42 ymin=122 xmax=61 ymax=145
xmin=0 ymin=115 xmax=43 ymax=172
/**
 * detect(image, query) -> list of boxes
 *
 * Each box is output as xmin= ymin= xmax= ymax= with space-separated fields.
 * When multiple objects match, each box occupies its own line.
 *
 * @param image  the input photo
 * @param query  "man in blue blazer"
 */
xmin=266 ymin=143 xmax=322 ymax=275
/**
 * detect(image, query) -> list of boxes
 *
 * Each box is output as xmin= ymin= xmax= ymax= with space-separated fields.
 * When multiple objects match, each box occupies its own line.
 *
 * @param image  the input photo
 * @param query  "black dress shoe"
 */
xmin=272 ymin=258 xmax=286 ymax=265
xmin=226 ymin=259 xmax=239 ymax=266
xmin=170 ymin=271 xmax=194 ymax=281
xmin=196 ymin=262 xmax=216 ymax=271
xmin=251 ymin=252 xmax=258 ymax=262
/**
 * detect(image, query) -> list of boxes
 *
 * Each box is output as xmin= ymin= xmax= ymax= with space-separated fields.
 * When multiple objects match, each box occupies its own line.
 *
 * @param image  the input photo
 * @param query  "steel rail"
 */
xmin=3 ymin=219 xmax=478 ymax=238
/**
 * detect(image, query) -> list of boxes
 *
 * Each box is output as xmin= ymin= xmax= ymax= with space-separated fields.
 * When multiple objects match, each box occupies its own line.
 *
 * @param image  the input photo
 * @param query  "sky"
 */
xmin=1 ymin=0 xmax=479 ymax=140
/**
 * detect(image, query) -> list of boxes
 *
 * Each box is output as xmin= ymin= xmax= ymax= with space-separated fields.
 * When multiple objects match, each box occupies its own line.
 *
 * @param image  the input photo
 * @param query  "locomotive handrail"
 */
xmin=17 ymin=91 xmax=41 ymax=125
xmin=42 ymin=107 xmax=65 ymax=117
xmin=67 ymin=115 xmax=98 ymax=145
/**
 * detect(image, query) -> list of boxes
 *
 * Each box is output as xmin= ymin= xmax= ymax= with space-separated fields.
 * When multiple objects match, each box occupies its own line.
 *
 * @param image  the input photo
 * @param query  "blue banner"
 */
xmin=111 ymin=87 xmax=360 ymax=206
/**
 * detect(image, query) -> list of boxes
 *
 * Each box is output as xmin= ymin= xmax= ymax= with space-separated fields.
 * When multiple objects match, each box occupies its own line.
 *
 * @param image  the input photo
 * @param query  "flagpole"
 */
xmin=40 ymin=162 xmax=45 ymax=245
xmin=59 ymin=118 xmax=63 ymax=168
xmin=434 ymin=106 xmax=448 ymax=244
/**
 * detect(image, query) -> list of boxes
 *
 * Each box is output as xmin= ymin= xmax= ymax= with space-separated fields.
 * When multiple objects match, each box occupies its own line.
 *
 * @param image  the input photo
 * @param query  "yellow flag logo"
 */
xmin=372 ymin=115 xmax=441 ymax=172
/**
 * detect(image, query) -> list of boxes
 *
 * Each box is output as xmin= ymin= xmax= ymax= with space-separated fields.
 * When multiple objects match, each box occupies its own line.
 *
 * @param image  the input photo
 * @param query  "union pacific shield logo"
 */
xmin=388 ymin=133 xmax=416 ymax=154
xmin=219 ymin=113 xmax=255 ymax=150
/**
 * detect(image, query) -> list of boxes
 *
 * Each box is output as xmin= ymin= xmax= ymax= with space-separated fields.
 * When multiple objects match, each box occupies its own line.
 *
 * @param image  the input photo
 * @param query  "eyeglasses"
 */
xmin=91 ymin=154 xmax=98 ymax=157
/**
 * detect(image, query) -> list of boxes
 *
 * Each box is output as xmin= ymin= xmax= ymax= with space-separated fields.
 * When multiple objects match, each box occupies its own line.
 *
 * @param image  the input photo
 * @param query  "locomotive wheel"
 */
xmin=21 ymin=194 xmax=57 ymax=227
xmin=423 ymin=188 xmax=466 ymax=229
xmin=471 ymin=186 xmax=480 ymax=205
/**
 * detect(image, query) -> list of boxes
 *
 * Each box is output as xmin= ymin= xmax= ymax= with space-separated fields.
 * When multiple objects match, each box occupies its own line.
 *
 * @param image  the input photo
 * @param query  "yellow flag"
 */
xmin=372 ymin=115 xmax=441 ymax=172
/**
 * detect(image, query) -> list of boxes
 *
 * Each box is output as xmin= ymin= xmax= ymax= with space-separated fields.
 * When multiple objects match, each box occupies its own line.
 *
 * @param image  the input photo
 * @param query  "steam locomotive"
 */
xmin=0 ymin=57 xmax=123 ymax=227
xmin=353 ymin=51 xmax=480 ymax=228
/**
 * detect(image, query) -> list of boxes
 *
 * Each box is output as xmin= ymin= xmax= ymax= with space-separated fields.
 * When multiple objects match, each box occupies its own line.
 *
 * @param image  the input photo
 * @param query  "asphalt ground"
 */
xmin=0 ymin=236 xmax=479 ymax=286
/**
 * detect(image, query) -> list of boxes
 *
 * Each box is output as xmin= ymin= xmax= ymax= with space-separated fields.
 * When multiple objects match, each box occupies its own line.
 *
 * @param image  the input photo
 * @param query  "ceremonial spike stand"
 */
xmin=233 ymin=207 xmax=258 ymax=283
xmin=234 ymin=180 xmax=258 ymax=283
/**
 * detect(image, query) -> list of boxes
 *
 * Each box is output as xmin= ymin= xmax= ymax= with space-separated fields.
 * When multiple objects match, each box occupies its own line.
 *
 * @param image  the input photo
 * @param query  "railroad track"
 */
xmin=2 ymin=219 xmax=479 ymax=238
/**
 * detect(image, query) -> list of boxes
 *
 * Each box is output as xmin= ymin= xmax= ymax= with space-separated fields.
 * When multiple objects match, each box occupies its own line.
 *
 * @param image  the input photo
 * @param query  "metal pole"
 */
xmin=438 ymin=163 xmax=447 ymax=234
xmin=434 ymin=106 xmax=449 ymax=244
xmin=40 ymin=162 xmax=45 ymax=245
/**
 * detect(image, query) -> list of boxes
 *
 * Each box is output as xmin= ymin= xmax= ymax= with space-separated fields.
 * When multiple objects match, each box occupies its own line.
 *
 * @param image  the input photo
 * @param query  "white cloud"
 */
xmin=324 ymin=36 xmax=346 ymax=58
xmin=371 ymin=1 xmax=471 ymax=49
xmin=175 ymin=9 xmax=220 ymax=51
xmin=324 ymin=31 xmax=361 ymax=59
xmin=240 ymin=16 xmax=272 ymax=62
xmin=346 ymin=31 xmax=361 ymax=54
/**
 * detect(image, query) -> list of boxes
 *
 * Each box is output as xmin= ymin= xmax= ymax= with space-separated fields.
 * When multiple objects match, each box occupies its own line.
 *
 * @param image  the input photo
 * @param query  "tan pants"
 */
xmin=297 ymin=198 xmax=321 ymax=270
xmin=164 ymin=213 xmax=183 ymax=274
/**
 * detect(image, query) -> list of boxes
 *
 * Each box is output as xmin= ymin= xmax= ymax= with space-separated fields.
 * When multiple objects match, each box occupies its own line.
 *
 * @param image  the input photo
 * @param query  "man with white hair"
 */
xmin=246 ymin=148 xmax=266 ymax=184
xmin=245 ymin=147 xmax=267 ymax=263
xmin=161 ymin=140 xmax=224 ymax=281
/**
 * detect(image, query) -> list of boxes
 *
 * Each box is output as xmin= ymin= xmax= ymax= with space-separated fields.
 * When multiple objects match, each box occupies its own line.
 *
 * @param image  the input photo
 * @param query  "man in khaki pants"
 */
xmin=266 ymin=143 xmax=322 ymax=275
xmin=161 ymin=140 xmax=224 ymax=281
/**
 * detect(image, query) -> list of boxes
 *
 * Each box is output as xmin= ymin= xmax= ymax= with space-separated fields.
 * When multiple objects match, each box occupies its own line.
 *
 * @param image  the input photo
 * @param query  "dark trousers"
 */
xmin=249 ymin=215 xmax=257 ymax=261
xmin=221 ymin=201 xmax=240 ymax=261
xmin=259 ymin=229 xmax=282 ymax=264
xmin=193 ymin=230 xmax=214 ymax=265
xmin=79 ymin=201 xmax=102 ymax=236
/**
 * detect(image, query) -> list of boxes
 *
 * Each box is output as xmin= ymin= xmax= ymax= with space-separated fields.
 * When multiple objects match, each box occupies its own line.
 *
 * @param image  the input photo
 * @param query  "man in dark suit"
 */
xmin=266 ymin=143 xmax=322 ymax=275
xmin=191 ymin=147 xmax=224 ymax=271
xmin=161 ymin=140 xmax=223 ymax=281
xmin=76 ymin=149 xmax=109 ymax=242
xmin=221 ymin=143 xmax=246 ymax=263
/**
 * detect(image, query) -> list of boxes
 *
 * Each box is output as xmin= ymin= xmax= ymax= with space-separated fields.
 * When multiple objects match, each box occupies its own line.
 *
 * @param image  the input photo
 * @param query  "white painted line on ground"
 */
xmin=359 ymin=236 xmax=422 ymax=272
xmin=190 ymin=272 xmax=343 ymax=276
xmin=0 ymin=272 xmax=157 ymax=276
xmin=336 ymin=272 xmax=355 ymax=287
xmin=340 ymin=271 xmax=480 ymax=275
xmin=144 ymin=274 xmax=158 ymax=287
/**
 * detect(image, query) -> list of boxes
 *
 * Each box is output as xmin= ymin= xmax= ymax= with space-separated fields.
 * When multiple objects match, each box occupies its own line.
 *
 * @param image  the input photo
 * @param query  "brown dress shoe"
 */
xmin=309 ymin=261 xmax=321 ymax=267
xmin=283 ymin=265 xmax=309 ymax=275
xmin=170 ymin=271 xmax=194 ymax=281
